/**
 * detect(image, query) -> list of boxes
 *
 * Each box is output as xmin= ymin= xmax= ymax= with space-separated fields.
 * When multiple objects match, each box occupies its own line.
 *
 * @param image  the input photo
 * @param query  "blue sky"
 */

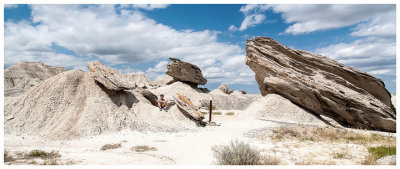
xmin=4 ymin=4 xmax=396 ymax=94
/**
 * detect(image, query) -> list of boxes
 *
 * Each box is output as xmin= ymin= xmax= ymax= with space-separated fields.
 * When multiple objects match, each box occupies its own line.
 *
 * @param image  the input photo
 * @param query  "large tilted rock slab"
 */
xmin=174 ymin=93 xmax=204 ymax=121
xmin=166 ymin=58 xmax=207 ymax=86
xmin=4 ymin=62 xmax=66 ymax=96
xmin=246 ymin=36 xmax=396 ymax=132
xmin=87 ymin=61 xmax=135 ymax=91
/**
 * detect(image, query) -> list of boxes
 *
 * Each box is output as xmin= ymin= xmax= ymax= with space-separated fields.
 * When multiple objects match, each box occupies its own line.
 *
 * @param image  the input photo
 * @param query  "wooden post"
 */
xmin=209 ymin=99 xmax=212 ymax=122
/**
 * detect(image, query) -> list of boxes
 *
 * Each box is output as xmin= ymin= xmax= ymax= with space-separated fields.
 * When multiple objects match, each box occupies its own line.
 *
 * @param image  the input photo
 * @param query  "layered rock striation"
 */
xmin=245 ymin=36 xmax=396 ymax=132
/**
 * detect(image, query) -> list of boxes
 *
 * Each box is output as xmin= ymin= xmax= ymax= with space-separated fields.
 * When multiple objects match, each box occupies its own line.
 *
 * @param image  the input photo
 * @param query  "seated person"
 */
xmin=158 ymin=94 xmax=168 ymax=111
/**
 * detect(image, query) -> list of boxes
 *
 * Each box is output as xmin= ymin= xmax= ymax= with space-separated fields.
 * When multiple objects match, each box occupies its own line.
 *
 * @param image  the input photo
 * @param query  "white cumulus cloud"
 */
xmin=5 ymin=4 xmax=256 ymax=86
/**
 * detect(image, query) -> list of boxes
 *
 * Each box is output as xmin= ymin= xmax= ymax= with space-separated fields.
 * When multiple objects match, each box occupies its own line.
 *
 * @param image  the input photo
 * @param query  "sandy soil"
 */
xmin=5 ymin=113 xmax=393 ymax=165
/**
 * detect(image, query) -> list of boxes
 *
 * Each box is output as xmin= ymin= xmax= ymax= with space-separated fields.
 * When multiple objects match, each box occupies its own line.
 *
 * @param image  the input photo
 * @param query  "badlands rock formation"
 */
xmin=154 ymin=75 xmax=176 ymax=87
xmin=125 ymin=73 xmax=154 ymax=88
xmin=218 ymin=83 xmax=233 ymax=94
xmin=87 ymin=61 xmax=135 ymax=91
xmin=4 ymin=63 xmax=199 ymax=140
xmin=4 ymin=62 xmax=65 ymax=97
xmin=166 ymin=58 xmax=207 ymax=87
xmin=246 ymin=36 xmax=396 ymax=132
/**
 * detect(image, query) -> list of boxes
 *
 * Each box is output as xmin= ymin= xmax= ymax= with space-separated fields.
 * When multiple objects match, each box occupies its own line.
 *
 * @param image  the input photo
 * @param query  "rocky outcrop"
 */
xmin=4 ymin=69 xmax=198 ymax=139
xmin=87 ymin=61 xmax=135 ymax=91
xmin=154 ymin=75 xmax=176 ymax=87
xmin=166 ymin=58 xmax=207 ymax=87
xmin=4 ymin=62 xmax=66 ymax=96
xmin=246 ymin=36 xmax=396 ymax=132
xmin=376 ymin=155 xmax=396 ymax=165
xmin=125 ymin=73 xmax=154 ymax=89
xmin=174 ymin=93 xmax=204 ymax=121
xmin=218 ymin=83 xmax=233 ymax=94
xmin=137 ymin=88 xmax=158 ymax=106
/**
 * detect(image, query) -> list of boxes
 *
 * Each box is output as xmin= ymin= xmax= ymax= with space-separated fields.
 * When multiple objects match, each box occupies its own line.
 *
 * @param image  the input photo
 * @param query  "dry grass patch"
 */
xmin=131 ymin=145 xmax=158 ymax=152
xmin=270 ymin=127 xmax=395 ymax=146
xmin=5 ymin=149 xmax=62 ymax=165
xmin=225 ymin=112 xmax=235 ymax=116
xmin=331 ymin=151 xmax=351 ymax=159
xmin=212 ymin=140 xmax=279 ymax=165
xmin=100 ymin=143 xmax=121 ymax=150
xmin=27 ymin=149 xmax=61 ymax=159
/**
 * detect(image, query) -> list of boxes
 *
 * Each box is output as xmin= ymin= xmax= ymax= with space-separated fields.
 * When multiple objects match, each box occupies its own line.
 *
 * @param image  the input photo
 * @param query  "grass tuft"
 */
xmin=27 ymin=150 xmax=60 ymax=159
xmin=225 ymin=112 xmax=235 ymax=116
xmin=212 ymin=140 xmax=279 ymax=165
xmin=131 ymin=145 xmax=158 ymax=152
xmin=100 ymin=143 xmax=121 ymax=150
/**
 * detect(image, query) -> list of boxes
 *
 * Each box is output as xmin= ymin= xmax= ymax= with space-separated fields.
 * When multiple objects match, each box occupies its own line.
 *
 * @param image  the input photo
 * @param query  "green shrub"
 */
xmin=363 ymin=146 xmax=396 ymax=165
xmin=212 ymin=140 xmax=275 ymax=165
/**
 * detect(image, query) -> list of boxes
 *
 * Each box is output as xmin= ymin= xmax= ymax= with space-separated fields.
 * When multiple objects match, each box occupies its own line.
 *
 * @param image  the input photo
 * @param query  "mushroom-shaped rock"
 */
xmin=174 ymin=93 xmax=204 ymax=121
xmin=87 ymin=61 xmax=135 ymax=91
xmin=166 ymin=58 xmax=207 ymax=86
xmin=245 ymin=36 xmax=396 ymax=132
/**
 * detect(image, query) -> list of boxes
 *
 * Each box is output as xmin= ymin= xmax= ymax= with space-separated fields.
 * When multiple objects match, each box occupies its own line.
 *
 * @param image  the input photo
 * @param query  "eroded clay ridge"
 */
xmin=245 ymin=36 xmax=396 ymax=132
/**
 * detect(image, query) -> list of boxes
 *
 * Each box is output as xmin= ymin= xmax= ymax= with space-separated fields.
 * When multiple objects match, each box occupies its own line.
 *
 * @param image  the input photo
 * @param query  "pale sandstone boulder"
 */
xmin=245 ymin=36 xmax=395 ymax=132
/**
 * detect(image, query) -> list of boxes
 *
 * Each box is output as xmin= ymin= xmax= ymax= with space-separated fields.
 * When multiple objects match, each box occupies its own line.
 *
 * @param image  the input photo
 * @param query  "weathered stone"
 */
xmin=218 ymin=83 xmax=233 ymax=94
xmin=137 ymin=88 xmax=158 ymax=106
xmin=376 ymin=155 xmax=396 ymax=165
xmin=166 ymin=58 xmax=207 ymax=86
xmin=174 ymin=93 xmax=204 ymax=121
xmin=245 ymin=36 xmax=396 ymax=132
xmin=87 ymin=61 xmax=135 ymax=91
xmin=4 ymin=62 xmax=66 ymax=96
xmin=240 ymin=90 xmax=247 ymax=94
xmin=125 ymin=73 xmax=154 ymax=89
xmin=154 ymin=75 xmax=176 ymax=87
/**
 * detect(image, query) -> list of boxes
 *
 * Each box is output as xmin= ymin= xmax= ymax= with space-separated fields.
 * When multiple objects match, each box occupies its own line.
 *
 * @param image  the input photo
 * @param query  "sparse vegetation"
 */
xmin=363 ymin=146 xmax=396 ymax=165
xmin=270 ymin=127 xmax=395 ymax=146
xmin=225 ymin=112 xmax=235 ymax=116
xmin=332 ymin=152 xmax=349 ymax=159
xmin=200 ymin=111 xmax=222 ymax=115
xmin=205 ymin=106 xmax=217 ymax=111
xmin=100 ymin=143 xmax=122 ymax=150
xmin=213 ymin=112 xmax=222 ymax=115
xmin=131 ymin=145 xmax=158 ymax=152
xmin=212 ymin=140 xmax=278 ymax=165
xmin=42 ymin=158 xmax=58 ymax=165
xmin=27 ymin=149 xmax=61 ymax=159
xmin=4 ymin=150 xmax=14 ymax=162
